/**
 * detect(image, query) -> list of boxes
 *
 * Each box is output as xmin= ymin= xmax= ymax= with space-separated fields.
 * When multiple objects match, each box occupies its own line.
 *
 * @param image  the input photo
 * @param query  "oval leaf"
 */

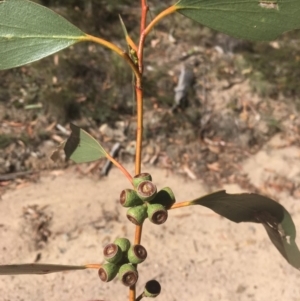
xmin=0 ymin=0 xmax=85 ymax=70
xmin=0 ymin=263 xmax=86 ymax=275
xmin=64 ymin=123 xmax=107 ymax=163
xmin=175 ymin=0 xmax=300 ymax=41
xmin=190 ymin=190 xmax=300 ymax=270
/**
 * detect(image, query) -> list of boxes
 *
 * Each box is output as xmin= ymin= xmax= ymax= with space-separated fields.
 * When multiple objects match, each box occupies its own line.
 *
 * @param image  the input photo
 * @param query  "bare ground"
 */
xmin=1 ymin=134 xmax=300 ymax=301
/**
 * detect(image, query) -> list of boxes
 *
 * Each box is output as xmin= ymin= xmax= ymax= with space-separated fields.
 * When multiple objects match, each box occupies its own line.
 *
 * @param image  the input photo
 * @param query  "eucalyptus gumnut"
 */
xmin=126 ymin=204 xmax=148 ymax=225
xmin=143 ymin=280 xmax=161 ymax=298
xmin=103 ymin=243 xmax=123 ymax=264
xmin=127 ymin=244 xmax=147 ymax=264
xmin=98 ymin=263 xmax=119 ymax=282
xmin=118 ymin=263 xmax=139 ymax=286
xmin=133 ymin=172 xmax=152 ymax=188
xmin=113 ymin=237 xmax=131 ymax=264
xmin=113 ymin=237 xmax=131 ymax=253
xmin=147 ymin=203 xmax=168 ymax=225
xmin=137 ymin=180 xmax=157 ymax=202
xmin=120 ymin=189 xmax=143 ymax=207
xmin=154 ymin=187 xmax=176 ymax=208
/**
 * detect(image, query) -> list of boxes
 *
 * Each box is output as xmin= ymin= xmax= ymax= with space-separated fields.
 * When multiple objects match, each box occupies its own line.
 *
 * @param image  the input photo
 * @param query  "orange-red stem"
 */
xmin=129 ymin=3 xmax=150 ymax=301
xmin=134 ymin=225 xmax=143 ymax=244
xmin=140 ymin=0 xmax=149 ymax=37
xmin=106 ymin=153 xmax=133 ymax=185
xmin=129 ymin=286 xmax=136 ymax=301
xmin=135 ymin=82 xmax=143 ymax=176
xmin=138 ymin=5 xmax=177 ymax=73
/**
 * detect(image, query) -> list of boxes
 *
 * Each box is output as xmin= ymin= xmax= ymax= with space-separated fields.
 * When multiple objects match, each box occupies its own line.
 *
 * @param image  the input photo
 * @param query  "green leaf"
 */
xmin=0 ymin=263 xmax=86 ymax=275
xmin=191 ymin=190 xmax=300 ymax=270
xmin=0 ymin=0 xmax=85 ymax=70
xmin=119 ymin=14 xmax=129 ymax=41
xmin=64 ymin=123 xmax=107 ymax=163
xmin=175 ymin=0 xmax=300 ymax=41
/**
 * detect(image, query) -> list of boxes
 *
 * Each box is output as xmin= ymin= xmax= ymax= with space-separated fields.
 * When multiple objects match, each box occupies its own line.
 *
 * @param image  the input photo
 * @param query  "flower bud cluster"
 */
xmin=120 ymin=172 xmax=176 ymax=226
xmin=98 ymin=237 xmax=147 ymax=286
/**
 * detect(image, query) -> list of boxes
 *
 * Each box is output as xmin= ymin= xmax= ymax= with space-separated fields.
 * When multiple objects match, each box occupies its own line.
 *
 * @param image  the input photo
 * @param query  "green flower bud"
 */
xmin=127 ymin=244 xmax=147 ymax=264
xmin=137 ymin=180 xmax=157 ymax=202
xmin=103 ymin=243 xmax=123 ymax=264
xmin=143 ymin=280 xmax=161 ymax=298
xmin=113 ymin=237 xmax=131 ymax=253
xmin=120 ymin=189 xmax=143 ymax=207
xmin=126 ymin=205 xmax=148 ymax=225
xmin=133 ymin=172 xmax=152 ymax=188
xmin=98 ymin=263 xmax=119 ymax=282
xmin=153 ymin=187 xmax=176 ymax=208
xmin=147 ymin=203 xmax=168 ymax=225
xmin=118 ymin=263 xmax=138 ymax=286
xmin=113 ymin=237 xmax=131 ymax=265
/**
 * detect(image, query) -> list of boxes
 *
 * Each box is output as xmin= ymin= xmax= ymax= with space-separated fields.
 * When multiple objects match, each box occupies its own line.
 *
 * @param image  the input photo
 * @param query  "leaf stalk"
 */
xmin=106 ymin=153 xmax=133 ymax=185
xmin=169 ymin=201 xmax=192 ymax=210
xmin=82 ymin=34 xmax=141 ymax=81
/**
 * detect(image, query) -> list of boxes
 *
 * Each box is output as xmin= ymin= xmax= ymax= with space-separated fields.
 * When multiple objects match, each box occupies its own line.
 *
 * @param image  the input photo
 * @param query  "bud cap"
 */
xmin=128 ymin=244 xmax=147 ymax=264
xmin=103 ymin=243 xmax=123 ymax=264
xmin=147 ymin=203 xmax=168 ymax=225
xmin=118 ymin=263 xmax=138 ymax=287
xmin=126 ymin=205 xmax=148 ymax=225
xmin=137 ymin=180 xmax=157 ymax=201
xmin=98 ymin=263 xmax=119 ymax=282
xmin=120 ymin=189 xmax=143 ymax=207
xmin=133 ymin=172 xmax=152 ymax=188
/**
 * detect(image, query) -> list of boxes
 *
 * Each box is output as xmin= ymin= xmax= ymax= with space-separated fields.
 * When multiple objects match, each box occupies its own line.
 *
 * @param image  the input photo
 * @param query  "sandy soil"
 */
xmin=1 ymin=134 xmax=300 ymax=301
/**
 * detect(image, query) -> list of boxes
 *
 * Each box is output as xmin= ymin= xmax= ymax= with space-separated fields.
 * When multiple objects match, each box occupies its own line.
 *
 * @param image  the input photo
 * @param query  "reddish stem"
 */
xmin=129 ymin=286 xmax=136 ymax=301
xmin=140 ymin=0 xmax=148 ymax=39
xmin=138 ymin=5 xmax=176 ymax=73
xmin=133 ymin=71 xmax=143 ymax=301
xmin=138 ymin=0 xmax=148 ymax=73
xmin=128 ymin=3 xmax=149 ymax=301
xmin=135 ymin=83 xmax=143 ymax=176
xmin=134 ymin=225 xmax=143 ymax=244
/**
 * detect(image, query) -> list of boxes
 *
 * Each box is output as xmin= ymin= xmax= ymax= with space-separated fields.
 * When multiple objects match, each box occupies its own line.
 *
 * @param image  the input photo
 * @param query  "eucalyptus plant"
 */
xmin=1 ymin=0 xmax=300 ymax=300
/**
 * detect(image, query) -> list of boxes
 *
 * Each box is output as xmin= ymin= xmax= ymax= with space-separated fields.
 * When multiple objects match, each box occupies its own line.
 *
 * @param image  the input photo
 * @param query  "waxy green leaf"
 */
xmin=0 ymin=263 xmax=86 ymax=275
xmin=0 ymin=0 xmax=85 ymax=70
xmin=64 ymin=123 xmax=107 ymax=163
xmin=175 ymin=0 xmax=300 ymax=41
xmin=191 ymin=190 xmax=300 ymax=270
